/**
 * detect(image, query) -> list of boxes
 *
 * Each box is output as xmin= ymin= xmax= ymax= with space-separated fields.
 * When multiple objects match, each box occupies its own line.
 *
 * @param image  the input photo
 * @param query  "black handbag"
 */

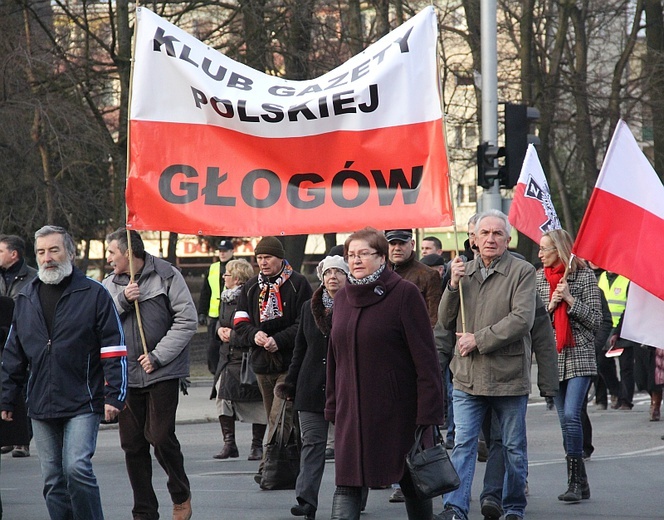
xmin=239 ymin=351 xmax=258 ymax=387
xmin=259 ymin=401 xmax=300 ymax=490
xmin=406 ymin=425 xmax=460 ymax=499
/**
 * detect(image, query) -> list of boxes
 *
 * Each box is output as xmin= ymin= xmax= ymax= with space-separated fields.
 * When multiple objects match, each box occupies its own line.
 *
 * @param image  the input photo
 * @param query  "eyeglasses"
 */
xmin=538 ymin=246 xmax=557 ymax=253
xmin=346 ymin=251 xmax=379 ymax=262
xmin=222 ymin=273 xmax=232 ymax=277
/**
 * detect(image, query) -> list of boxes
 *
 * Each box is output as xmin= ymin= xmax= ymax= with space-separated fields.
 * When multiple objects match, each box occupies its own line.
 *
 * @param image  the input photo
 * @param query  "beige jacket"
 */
xmin=438 ymin=252 xmax=536 ymax=396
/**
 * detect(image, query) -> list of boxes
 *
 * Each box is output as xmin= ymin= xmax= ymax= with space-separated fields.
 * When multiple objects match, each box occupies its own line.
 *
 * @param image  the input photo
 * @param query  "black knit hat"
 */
xmin=255 ymin=236 xmax=285 ymax=259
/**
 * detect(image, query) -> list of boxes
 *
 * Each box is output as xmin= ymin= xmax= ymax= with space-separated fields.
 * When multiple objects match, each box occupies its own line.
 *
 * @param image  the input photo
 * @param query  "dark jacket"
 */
xmin=103 ymin=254 xmax=197 ymax=388
xmin=235 ymin=267 xmax=312 ymax=375
xmin=0 ymin=259 xmax=37 ymax=299
xmin=325 ymin=268 xmax=444 ymax=487
xmin=1 ymin=268 xmax=127 ymax=419
xmin=281 ymin=286 xmax=330 ymax=413
xmin=391 ymin=253 xmax=442 ymax=327
xmin=213 ymin=287 xmax=262 ymax=402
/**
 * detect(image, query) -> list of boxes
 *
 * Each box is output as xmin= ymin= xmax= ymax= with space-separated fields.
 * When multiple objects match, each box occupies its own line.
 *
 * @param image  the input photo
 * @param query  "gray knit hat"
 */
xmin=316 ymin=255 xmax=350 ymax=281
xmin=254 ymin=236 xmax=285 ymax=258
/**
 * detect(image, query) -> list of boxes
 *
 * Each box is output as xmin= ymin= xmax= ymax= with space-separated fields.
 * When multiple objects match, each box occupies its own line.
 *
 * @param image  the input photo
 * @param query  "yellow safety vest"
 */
xmin=597 ymin=272 xmax=629 ymax=327
xmin=207 ymin=262 xmax=221 ymax=318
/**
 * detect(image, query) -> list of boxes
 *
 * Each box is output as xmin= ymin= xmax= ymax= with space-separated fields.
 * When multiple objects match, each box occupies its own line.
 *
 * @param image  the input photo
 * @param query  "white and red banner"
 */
xmin=126 ymin=7 xmax=451 ymax=236
xmin=508 ymin=144 xmax=560 ymax=243
xmin=573 ymin=120 xmax=664 ymax=348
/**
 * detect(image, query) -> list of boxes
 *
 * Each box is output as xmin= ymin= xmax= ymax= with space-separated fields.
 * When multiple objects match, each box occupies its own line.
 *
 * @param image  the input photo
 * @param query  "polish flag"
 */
xmin=127 ymin=7 xmax=451 ymax=236
xmin=507 ymin=144 xmax=561 ymax=243
xmin=573 ymin=120 xmax=664 ymax=348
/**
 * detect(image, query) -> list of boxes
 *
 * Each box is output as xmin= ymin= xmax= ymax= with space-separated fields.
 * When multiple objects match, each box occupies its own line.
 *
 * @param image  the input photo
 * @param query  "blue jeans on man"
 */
xmin=443 ymin=390 xmax=528 ymax=520
xmin=31 ymin=412 xmax=104 ymax=520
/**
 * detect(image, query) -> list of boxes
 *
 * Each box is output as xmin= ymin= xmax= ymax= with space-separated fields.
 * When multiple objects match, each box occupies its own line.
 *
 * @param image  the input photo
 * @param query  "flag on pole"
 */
xmin=622 ymin=284 xmax=664 ymax=348
xmin=507 ymin=144 xmax=561 ymax=243
xmin=573 ymin=120 xmax=664 ymax=349
xmin=126 ymin=7 xmax=452 ymax=236
xmin=573 ymin=120 xmax=664 ymax=300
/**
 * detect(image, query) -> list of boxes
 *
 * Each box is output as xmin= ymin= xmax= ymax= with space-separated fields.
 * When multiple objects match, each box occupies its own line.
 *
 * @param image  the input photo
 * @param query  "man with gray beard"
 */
xmin=1 ymin=225 xmax=128 ymax=520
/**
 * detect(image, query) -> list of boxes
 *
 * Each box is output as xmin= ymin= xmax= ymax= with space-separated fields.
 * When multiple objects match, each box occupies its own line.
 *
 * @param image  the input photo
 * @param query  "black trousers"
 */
xmin=119 ymin=379 xmax=190 ymax=520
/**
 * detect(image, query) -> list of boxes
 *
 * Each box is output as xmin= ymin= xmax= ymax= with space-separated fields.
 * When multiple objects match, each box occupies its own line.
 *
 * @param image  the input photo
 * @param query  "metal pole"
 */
xmin=480 ymin=0 xmax=502 ymax=212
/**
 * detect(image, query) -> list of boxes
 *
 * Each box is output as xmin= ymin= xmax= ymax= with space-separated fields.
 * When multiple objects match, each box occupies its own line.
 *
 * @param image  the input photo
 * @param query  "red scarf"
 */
xmin=544 ymin=263 xmax=575 ymax=353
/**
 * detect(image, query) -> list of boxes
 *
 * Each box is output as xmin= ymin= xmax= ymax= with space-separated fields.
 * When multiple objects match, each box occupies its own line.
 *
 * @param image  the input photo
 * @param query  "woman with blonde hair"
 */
xmin=536 ymin=229 xmax=601 ymax=503
xmin=213 ymin=258 xmax=267 ymax=461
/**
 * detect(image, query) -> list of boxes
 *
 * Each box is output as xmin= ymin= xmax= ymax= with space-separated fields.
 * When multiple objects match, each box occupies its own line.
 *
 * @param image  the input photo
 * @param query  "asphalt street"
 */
xmin=2 ymin=383 xmax=663 ymax=520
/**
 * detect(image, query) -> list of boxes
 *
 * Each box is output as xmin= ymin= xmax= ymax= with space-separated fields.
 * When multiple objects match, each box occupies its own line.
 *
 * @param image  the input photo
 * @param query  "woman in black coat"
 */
xmin=276 ymin=255 xmax=349 ymax=520
xmin=212 ymin=259 xmax=267 ymax=460
xmin=325 ymin=228 xmax=445 ymax=520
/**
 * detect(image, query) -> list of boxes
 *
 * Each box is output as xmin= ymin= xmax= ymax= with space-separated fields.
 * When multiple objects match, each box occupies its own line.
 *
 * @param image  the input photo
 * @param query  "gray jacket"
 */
xmin=102 ymin=254 xmax=197 ymax=388
xmin=438 ymin=252 xmax=536 ymax=396
xmin=0 ymin=260 xmax=37 ymax=299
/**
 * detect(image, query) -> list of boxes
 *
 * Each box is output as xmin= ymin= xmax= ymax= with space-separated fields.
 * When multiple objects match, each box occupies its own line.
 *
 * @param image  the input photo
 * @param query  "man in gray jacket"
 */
xmin=436 ymin=210 xmax=536 ymax=520
xmin=103 ymin=228 xmax=197 ymax=520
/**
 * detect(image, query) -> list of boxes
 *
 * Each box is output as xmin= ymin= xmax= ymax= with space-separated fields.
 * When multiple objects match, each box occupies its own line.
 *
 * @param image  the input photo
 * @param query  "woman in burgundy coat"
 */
xmin=325 ymin=227 xmax=445 ymax=520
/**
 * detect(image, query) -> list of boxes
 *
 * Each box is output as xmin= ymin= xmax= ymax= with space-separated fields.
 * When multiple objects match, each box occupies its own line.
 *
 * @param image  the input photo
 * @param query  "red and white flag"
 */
xmin=126 ymin=7 xmax=452 ymax=236
xmin=573 ymin=120 xmax=664 ymax=348
xmin=507 ymin=144 xmax=560 ymax=243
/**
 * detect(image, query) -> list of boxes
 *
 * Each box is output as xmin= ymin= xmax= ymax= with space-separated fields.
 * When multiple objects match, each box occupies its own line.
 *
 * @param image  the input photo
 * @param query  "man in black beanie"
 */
xmin=234 ymin=236 xmax=312 ymax=485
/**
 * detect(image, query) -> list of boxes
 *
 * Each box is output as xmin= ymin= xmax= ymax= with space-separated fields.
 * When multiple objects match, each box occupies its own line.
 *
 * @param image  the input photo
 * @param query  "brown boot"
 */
xmin=213 ymin=415 xmax=239 ymax=459
xmin=650 ymin=389 xmax=662 ymax=421
xmin=172 ymin=496 xmax=192 ymax=520
xmin=248 ymin=423 xmax=266 ymax=460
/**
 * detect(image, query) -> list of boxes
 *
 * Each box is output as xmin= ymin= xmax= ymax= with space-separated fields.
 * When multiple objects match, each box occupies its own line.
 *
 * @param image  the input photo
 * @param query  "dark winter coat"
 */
xmin=1 ymin=268 xmax=127 ymax=419
xmin=280 ymin=286 xmax=331 ymax=413
xmin=213 ymin=288 xmax=262 ymax=402
xmin=391 ymin=253 xmax=442 ymax=327
xmin=235 ymin=268 xmax=313 ymax=375
xmin=325 ymin=268 xmax=444 ymax=487
xmin=0 ymin=259 xmax=37 ymax=299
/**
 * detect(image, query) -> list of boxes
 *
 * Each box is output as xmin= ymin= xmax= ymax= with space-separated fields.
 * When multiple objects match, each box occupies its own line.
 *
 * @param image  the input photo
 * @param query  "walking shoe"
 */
xmin=11 ymin=445 xmax=29 ymax=458
xmin=325 ymin=448 xmax=335 ymax=460
xmin=435 ymin=507 xmax=466 ymax=520
xmin=480 ymin=498 xmax=502 ymax=519
xmin=172 ymin=497 xmax=192 ymax=520
xmin=290 ymin=502 xmax=316 ymax=519
xmin=0 ymin=446 xmax=12 ymax=454
xmin=388 ymin=487 xmax=405 ymax=503
xmin=618 ymin=404 xmax=632 ymax=410
xmin=477 ymin=439 xmax=488 ymax=462
xmin=505 ymin=515 xmax=521 ymax=520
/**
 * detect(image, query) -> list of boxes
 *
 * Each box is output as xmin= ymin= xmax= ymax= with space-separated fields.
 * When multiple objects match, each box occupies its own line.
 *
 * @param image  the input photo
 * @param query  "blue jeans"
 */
xmin=554 ymin=376 xmax=590 ymax=457
xmin=480 ymin=409 xmax=504 ymax=509
xmin=444 ymin=390 xmax=528 ymax=519
xmin=32 ymin=413 xmax=103 ymax=520
xmin=445 ymin=367 xmax=455 ymax=444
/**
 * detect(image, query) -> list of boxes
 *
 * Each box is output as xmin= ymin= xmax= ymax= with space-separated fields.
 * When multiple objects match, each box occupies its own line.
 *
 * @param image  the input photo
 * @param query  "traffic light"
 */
xmin=502 ymin=103 xmax=540 ymax=188
xmin=477 ymin=142 xmax=505 ymax=189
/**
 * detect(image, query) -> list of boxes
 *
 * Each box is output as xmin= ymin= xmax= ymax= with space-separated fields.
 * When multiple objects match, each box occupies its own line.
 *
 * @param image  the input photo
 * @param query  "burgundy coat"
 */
xmin=325 ymin=268 xmax=444 ymax=487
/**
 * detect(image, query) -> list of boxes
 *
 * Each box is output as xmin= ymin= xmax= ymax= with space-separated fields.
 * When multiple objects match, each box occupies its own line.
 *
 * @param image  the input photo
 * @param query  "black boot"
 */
xmin=578 ymin=456 xmax=590 ymax=499
xmin=560 ymin=455 xmax=583 ymax=502
xmin=214 ymin=415 xmax=239 ymax=459
xmin=557 ymin=458 xmax=571 ymax=501
xmin=249 ymin=423 xmax=267 ymax=461
xmin=330 ymin=486 xmax=362 ymax=520
xmin=404 ymin=496 xmax=433 ymax=520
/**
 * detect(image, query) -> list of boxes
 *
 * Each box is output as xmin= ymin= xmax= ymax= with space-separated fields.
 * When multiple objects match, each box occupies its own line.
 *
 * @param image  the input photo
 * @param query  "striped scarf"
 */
xmin=258 ymin=260 xmax=292 ymax=322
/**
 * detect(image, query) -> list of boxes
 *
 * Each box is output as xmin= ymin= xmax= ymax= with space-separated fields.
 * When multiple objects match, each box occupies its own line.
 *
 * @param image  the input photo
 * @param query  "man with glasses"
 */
xmin=234 ymin=236 xmax=312 ymax=485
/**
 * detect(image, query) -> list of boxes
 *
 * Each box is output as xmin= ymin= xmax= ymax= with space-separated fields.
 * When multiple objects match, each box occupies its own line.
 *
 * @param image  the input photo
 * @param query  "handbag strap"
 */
xmin=267 ymin=399 xmax=290 ymax=445
xmin=409 ymin=425 xmax=442 ymax=458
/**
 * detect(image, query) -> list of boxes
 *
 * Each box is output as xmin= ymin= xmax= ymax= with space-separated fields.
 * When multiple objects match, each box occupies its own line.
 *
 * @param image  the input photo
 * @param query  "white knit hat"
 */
xmin=316 ymin=255 xmax=350 ymax=281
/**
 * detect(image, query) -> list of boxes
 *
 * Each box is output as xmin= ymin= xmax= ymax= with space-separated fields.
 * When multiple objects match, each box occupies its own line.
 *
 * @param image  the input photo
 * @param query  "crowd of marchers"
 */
xmin=0 ymin=211 xmax=661 ymax=520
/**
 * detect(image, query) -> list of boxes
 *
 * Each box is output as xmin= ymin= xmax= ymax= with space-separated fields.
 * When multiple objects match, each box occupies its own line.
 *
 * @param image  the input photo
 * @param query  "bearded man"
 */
xmin=1 ymin=225 xmax=127 ymax=520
